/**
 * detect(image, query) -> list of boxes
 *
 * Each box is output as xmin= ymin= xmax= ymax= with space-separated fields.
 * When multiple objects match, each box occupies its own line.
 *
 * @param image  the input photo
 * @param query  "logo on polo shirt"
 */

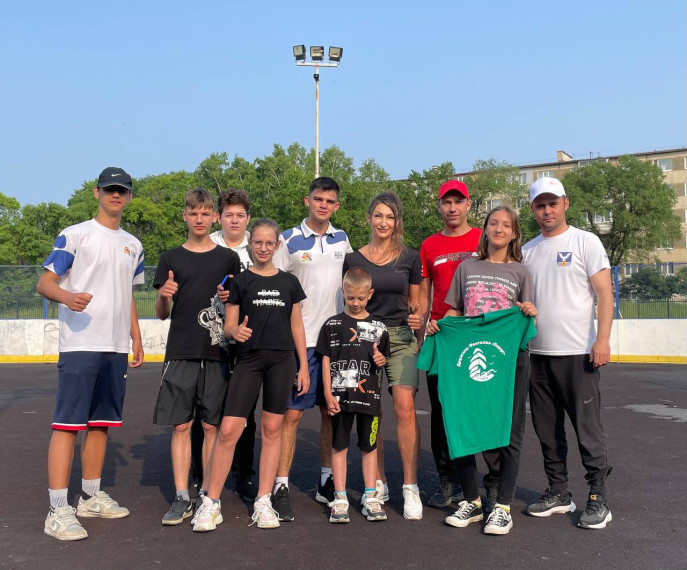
xmin=123 ymin=246 xmax=137 ymax=258
xmin=334 ymin=251 xmax=343 ymax=259
xmin=557 ymin=252 xmax=572 ymax=267
xmin=301 ymin=252 xmax=312 ymax=262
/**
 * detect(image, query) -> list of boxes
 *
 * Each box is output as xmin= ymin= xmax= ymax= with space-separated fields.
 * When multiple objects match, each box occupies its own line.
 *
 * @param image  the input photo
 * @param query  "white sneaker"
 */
xmin=484 ymin=505 xmax=513 ymax=535
xmin=361 ymin=494 xmax=387 ymax=521
xmin=44 ymin=506 xmax=88 ymax=541
xmin=251 ymin=495 xmax=280 ymax=529
xmin=402 ymin=485 xmax=423 ymax=520
xmin=376 ymin=480 xmax=389 ymax=504
xmin=192 ymin=495 xmax=223 ymax=532
xmin=76 ymin=491 xmax=129 ymax=519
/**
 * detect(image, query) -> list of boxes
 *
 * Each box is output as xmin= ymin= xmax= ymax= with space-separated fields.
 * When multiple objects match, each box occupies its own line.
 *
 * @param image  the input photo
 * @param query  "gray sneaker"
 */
xmin=162 ymin=496 xmax=193 ymax=525
xmin=527 ymin=488 xmax=576 ymax=517
xmin=428 ymin=481 xmax=463 ymax=508
xmin=578 ymin=494 xmax=612 ymax=529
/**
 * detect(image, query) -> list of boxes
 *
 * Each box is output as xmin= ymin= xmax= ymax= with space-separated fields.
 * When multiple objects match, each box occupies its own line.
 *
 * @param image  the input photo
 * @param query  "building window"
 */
xmin=508 ymin=173 xmax=527 ymax=185
xmin=536 ymin=170 xmax=555 ymax=179
xmin=656 ymin=237 xmax=674 ymax=250
xmin=515 ymin=197 xmax=528 ymax=209
xmin=456 ymin=176 xmax=465 ymax=182
xmin=623 ymin=264 xmax=639 ymax=276
xmin=486 ymin=199 xmax=503 ymax=211
xmin=658 ymin=263 xmax=674 ymax=275
xmin=593 ymin=211 xmax=613 ymax=224
xmin=656 ymin=158 xmax=673 ymax=172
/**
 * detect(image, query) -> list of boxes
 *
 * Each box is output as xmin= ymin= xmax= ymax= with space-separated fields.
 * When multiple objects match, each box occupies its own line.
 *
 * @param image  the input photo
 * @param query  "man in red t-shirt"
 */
xmin=419 ymin=180 xmax=481 ymax=509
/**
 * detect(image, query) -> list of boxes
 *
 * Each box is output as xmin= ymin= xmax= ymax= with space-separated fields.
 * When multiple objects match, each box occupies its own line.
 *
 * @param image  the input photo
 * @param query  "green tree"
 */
xmin=0 ymin=192 xmax=21 ymax=264
xmin=562 ymin=156 xmax=682 ymax=266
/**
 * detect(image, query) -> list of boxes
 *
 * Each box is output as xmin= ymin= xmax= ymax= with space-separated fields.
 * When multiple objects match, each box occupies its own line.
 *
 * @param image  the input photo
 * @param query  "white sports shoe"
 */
xmin=251 ymin=495 xmax=280 ymax=529
xmin=192 ymin=495 xmax=223 ymax=532
xmin=376 ymin=480 xmax=389 ymax=504
xmin=76 ymin=491 xmax=129 ymax=519
xmin=402 ymin=485 xmax=423 ymax=520
xmin=44 ymin=506 xmax=88 ymax=541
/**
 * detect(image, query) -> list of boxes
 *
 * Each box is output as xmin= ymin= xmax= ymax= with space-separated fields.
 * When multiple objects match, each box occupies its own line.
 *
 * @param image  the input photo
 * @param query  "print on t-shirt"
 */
xmin=254 ymin=289 xmax=285 ymax=306
xmin=463 ymin=273 xmax=520 ymax=316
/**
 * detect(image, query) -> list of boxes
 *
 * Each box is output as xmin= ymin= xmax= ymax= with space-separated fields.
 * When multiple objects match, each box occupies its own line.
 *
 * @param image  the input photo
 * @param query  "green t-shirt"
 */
xmin=417 ymin=307 xmax=536 ymax=458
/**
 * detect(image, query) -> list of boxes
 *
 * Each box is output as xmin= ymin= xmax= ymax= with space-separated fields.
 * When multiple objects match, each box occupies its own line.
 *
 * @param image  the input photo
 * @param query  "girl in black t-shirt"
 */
xmin=342 ymin=192 xmax=424 ymax=521
xmin=194 ymin=219 xmax=309 ymax=532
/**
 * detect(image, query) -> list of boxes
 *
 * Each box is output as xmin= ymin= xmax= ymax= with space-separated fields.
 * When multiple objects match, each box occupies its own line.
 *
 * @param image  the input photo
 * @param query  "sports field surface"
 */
xmin=1 ymin=363 xmax=685 ymax=569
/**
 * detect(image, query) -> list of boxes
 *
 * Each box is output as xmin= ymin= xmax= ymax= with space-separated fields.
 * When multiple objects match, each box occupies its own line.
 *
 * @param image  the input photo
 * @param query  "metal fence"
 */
xmin=1 ymin=264 xmax=686 ymax=319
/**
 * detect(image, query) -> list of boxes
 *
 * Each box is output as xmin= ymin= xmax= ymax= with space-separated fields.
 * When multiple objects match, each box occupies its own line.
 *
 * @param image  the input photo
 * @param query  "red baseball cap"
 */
xmin=439 ymin=180 xmax=469 ymax=200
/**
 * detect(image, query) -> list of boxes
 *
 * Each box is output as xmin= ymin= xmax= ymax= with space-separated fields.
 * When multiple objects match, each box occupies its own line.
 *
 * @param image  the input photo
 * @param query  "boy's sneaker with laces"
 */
xmin=271 ymin=484 xmax=294 ymax=521
xmin=162 ymin=496 xmax=193 ymax=525
xmin=527 ymin=488 xmax=576 ymax=517
xmin=316 ymin=474 xmax=335 ymax=506
xmin=252 ymin=495 xmax=280 ymax=529
xmin=402 ymin=485 xmax=423 ymax=520
xmin=484 ymin=486 xmax=499 ymax=514
xmin=484 ymin=505 xmax=513 ymax=535
xmin=578 ymin=494 xmax=612 ymax=529
xmin=361 ymin=494 xmax=387 ymax=522
xmin=235 ymin=475 xmax=258 ymax=502
xmin=44 ymin=506 xmax=88 ymax=541
xmin=445 ymin=500 xmax=484 ymax=528
xmin=192 ymin=495 xmax=223 ymax=532
xmin=76 ymin=491 xmax=129 ymax=519
xmin=329 ymin=497 xmax=351 ymax=524
xmin=376 ymin=480 xmax=389 ymax=504
xmin=428 ymin=481 xmax=463 ymax=508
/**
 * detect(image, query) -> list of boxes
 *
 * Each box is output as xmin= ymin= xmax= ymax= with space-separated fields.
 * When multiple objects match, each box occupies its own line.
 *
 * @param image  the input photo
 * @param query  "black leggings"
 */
xmin=455 ymin=351 xmax=530 ymax=505
xmin=223 ymin=350 xmax=296 ymax=417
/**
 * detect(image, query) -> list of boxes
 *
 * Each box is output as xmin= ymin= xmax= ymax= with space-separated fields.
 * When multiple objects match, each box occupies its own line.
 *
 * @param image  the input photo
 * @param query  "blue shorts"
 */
xmin=53 ymin=352 xmax=128 ymax=431
xmin=287 ymin=348 xmax=324 ymax=411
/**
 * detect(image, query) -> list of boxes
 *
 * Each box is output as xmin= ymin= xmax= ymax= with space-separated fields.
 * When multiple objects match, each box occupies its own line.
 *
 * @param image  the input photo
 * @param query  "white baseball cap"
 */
xmin=529 ymin=177 xmax=566 ymax=203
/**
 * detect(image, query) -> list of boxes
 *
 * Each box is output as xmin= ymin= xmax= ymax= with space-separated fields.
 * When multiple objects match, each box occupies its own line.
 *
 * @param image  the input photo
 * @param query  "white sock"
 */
xmin=274 ymin=477 xmax=288 ymax=494
xmin=82 ymin=478 xmax=101 ymax=497
xmin=320 ymin=467 xmax=333 ymax=486
xmin=49 ymin=488 xmax=69 ymax=510
xmin=403 ymin=483 xmax=419 ymax=492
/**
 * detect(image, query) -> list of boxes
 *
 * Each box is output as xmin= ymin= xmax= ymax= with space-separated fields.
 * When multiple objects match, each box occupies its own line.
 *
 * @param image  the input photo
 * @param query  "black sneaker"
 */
xmin=445 ymin=500 xmax=484 ymax=528
xmin=271 ymin=484 xmax=294 ymax=522
xmin=189 ymin=478 xmax=201 ymax=505
xmin=235 ymin=475 xmax=257 ymax=502
xmin=428 ymin=481 xmax=463 ymax=508
xmin=527 ymin=488 xmax=576 ymax=517
xmin=161 ymin=496 xmax=193 ymax=526
xmin=484 ymin=486 xmax=499 ymax=514
xmin=315 ymin=475 xmax=335 ymax=506
xmin=578 ymin=494 xmax=612 ymax=529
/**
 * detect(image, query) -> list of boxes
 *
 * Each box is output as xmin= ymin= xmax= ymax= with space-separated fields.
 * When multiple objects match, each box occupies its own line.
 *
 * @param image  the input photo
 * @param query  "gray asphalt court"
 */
xmin=1 ymin=362 xmax=686 ymax=569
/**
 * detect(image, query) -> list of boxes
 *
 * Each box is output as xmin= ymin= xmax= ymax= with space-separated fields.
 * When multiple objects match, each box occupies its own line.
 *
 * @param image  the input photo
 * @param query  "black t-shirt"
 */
xmin=316 ymin=312 xmax=390 ymax=415
xmin=343 ymin=248 xmax=422 ymax=326
xmin=154 ymin=245 xmax=241 ymax=360
xmin=228 ymin=269 xmax=306 ymax=353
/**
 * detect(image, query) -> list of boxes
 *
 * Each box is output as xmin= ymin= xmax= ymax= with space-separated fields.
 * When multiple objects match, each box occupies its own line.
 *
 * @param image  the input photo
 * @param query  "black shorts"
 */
xmin=331 ymin=411 xmax=379 ymax=452
xmin=223 ymin=350 xmax=296 ymax=418
xmin=153 ymin=359 xmax=228 ymax=426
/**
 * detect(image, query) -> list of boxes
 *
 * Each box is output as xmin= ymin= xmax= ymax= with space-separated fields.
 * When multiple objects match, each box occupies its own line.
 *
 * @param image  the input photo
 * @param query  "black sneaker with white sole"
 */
xmin=271 ymin=484 xmax=294 ymax=522
xmin=235 ymin=474 xmax=257 ymax=502
xmin=316 ymin=475 xmax=335 ymax=505
xmin=578 ymin=494 xmax=612 ymax=529
xmin=162 ymin=496 xmax=193 ymax=525
xmin=428 ymin=481 xmax=463 ymax=508
xmin=527 ymin=488 xmax=576 ymax=517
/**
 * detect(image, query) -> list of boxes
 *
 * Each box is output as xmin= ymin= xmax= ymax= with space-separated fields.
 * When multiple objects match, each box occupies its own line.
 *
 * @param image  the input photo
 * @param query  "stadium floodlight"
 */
xmin=293 ymin=44 xmax=306 ymax=61
xmin=328 ymin=46 xmax=343 ymax=62
xmin=310 ymin=45 xmax=324 ymax=61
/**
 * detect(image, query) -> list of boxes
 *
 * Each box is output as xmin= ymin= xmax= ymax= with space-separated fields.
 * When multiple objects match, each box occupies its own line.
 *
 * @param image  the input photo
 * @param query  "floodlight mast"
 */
xmin=292 ymin=45 xmax=343 ymax=178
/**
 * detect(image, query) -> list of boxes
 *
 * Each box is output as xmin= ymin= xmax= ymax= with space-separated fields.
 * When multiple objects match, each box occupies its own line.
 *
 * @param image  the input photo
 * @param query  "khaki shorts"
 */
xmin=385 ymin=325 xmax=419 ymax=391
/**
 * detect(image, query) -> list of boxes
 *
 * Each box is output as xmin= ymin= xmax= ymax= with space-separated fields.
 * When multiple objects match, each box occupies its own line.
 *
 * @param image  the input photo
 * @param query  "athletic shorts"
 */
xmin=385 ymin=325 xmax=419 ymax=391
xmin=331 ymin=411 xmax=379 ymax=452
xmin=224 ymin=350 xmax=296 ymax=418
xmin=153 ymin=359 xmax=228 ymax=426
xmin=52 ymin=352 xmax=128 ymax=431
xmin=287 ymin=348 xmax=325 ymax=410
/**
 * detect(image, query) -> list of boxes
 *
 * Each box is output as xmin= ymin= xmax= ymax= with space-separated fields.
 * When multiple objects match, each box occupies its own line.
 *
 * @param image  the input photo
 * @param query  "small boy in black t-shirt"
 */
xmin=316 ymin=267 xmax=390 ymax=524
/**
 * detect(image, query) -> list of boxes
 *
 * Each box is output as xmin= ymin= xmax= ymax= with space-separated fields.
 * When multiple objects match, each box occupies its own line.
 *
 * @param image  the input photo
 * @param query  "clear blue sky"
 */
xmin=2 ymin=0 xmax=685 ymax=206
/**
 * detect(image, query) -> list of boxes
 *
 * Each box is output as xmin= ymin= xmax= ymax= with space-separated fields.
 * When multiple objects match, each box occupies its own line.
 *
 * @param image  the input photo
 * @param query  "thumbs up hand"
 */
xmin=231 ymin=315 xmax=253 ymax=343
xmin=372 ymin=342 xmax=387 ymax=367
xmin=407 ymin=303 xmax=422 ymax=330
xmin=159 ymin=270 xmax=178 ymax=298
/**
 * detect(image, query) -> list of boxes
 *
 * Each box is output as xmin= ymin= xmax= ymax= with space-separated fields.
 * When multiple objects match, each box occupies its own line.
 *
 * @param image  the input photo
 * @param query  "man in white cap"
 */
xmin=522 ymin=177 xmax=613 ymax=530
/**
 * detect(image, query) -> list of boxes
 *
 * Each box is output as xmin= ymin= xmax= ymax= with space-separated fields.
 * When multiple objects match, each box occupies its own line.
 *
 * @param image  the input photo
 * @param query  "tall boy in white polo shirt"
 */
xmin=38 ymin=167 xmax=145 ymax=541
xmin=271 ymin=177 xmax=352 ymax=521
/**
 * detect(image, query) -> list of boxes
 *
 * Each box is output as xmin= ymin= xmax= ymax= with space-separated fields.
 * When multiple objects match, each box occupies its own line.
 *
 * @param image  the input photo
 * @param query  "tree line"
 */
xmin=0 ymin=143 xmax=681 ymax=275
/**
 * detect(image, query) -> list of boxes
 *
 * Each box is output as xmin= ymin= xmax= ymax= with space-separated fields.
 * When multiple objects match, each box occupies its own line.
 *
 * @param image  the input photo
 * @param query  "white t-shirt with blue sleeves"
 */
xmin=43 ymin=219 xmax=145 ymax=353
xmin=273 ymin=219 xmax=352 ymax=347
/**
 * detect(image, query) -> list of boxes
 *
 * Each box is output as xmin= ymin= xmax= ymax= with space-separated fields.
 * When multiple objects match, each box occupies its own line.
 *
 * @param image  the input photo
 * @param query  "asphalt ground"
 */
xmin=1 ymin=362 xmax=686 ymax=570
